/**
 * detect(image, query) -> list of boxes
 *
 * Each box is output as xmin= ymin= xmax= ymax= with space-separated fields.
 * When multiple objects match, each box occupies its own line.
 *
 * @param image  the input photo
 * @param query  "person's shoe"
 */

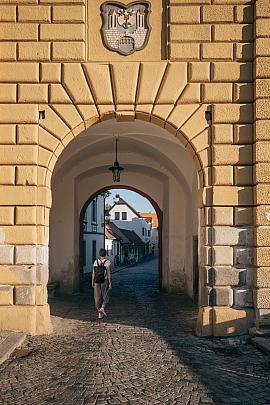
xmin=100 ymin=307 xmax=107 ymax=317
xmin=98 ymin=310 xmax=104 ymax=319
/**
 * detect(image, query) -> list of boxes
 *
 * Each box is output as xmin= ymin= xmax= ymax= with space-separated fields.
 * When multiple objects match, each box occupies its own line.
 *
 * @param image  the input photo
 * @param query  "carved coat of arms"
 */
xmin=101 ymin=2 xmax=151 ymax=55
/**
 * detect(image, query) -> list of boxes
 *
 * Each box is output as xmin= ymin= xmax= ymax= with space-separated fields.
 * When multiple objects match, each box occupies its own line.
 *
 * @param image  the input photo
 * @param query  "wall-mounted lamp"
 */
xmin=205 ymin=111 xmax=212 ymax=124
xmin=39 ymin=110 xmax=46 ymax=120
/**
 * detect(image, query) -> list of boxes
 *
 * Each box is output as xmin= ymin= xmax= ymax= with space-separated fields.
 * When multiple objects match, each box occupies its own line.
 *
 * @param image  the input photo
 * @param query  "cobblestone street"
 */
xmin=0 ymin=258 xmax=270 ymax=405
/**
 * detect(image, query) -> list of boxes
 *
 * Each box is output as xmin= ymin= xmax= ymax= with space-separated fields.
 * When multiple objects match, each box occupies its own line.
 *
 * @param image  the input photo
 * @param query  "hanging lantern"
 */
xmin=109 ymin=136 xmax=124 ymax=182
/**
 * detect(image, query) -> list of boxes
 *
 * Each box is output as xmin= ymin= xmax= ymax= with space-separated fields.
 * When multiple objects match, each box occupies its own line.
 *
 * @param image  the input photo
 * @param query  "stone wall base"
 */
xmin=0 ymin=305 xmax=53 ymax=335
xmin=196 ymin=306 xmax=255 ymax=337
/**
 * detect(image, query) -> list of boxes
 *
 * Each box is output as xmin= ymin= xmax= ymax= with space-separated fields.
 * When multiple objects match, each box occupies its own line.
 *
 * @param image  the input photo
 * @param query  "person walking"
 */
xmin=92 ymin=248 xmax=112 ymax=319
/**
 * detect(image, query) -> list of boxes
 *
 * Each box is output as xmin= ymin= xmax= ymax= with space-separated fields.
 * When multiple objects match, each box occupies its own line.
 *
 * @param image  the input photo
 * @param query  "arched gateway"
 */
xmin=0 ymin=0 xmax=268 ymax=337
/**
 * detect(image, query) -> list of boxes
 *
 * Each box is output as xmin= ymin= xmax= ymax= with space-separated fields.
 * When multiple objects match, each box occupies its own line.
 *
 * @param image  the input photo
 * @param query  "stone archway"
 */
xmin=79 ymin=185 xmax=164 ymax=292
xmin=49 ymin=118 xmax=201 ymax=306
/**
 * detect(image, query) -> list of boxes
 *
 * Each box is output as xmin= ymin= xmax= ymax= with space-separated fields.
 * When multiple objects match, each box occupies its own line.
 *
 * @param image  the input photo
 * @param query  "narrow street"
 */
xmin=0 ymin=258 xmax=269 ymax=405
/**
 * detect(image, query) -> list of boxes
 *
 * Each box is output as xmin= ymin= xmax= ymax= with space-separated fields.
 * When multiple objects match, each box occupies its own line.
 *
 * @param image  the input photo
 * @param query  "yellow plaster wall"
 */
xmin=0 ymin=0 xmax=265 ymax=336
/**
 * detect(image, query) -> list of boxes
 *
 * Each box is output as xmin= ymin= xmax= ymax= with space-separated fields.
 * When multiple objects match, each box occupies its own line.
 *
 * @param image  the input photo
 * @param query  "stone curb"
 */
xmin=0 ymin=332 xmax=26 ymax=366
xmin=251 ymin=337 xmax=270 ymax=355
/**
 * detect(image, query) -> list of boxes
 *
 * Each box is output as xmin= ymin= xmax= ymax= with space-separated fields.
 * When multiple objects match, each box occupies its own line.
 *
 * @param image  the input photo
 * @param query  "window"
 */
xmin=92 ymin=240 xmax=97 ymax=262
xmin=92 ymin=199 xmax=97 ymax=222
xmin=148 ymin=230 xmax=151 ymax=237
xmin=142 ymin=228 xmax=145 ymax=236
xmin=122 ymin=212 xmax=127 ymax=220
xmin=115 ymin=212 xmax=120 ymax=220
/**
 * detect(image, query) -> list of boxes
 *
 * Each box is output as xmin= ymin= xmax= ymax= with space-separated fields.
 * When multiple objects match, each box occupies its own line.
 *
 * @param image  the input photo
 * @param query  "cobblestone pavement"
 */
xmin=0 ymin=258 xmax=270 ymax=405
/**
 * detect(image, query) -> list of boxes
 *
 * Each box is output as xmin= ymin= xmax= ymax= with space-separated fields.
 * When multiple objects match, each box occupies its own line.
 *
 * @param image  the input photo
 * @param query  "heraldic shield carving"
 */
xmin=101 ymin=1 xmax=151 ymax=55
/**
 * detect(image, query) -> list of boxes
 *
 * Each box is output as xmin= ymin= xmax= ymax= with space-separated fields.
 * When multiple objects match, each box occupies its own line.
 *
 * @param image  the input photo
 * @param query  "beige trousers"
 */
xmin=94 ymin=280 xmax=110 ymax=310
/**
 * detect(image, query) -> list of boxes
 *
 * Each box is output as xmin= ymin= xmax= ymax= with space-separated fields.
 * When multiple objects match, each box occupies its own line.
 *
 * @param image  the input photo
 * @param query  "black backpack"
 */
xmin=93 ymin=260 xmax=107 ymax=284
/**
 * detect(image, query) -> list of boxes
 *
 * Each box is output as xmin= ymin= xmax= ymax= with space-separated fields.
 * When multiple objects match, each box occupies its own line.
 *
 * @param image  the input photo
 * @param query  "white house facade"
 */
xmin=83 ymin=194 xmax=105 ymax=273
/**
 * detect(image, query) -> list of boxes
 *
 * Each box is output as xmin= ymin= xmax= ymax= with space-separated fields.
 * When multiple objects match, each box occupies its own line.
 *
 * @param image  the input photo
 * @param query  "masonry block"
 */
xmin=234 ymin=124 xmax=253 ymax=144
xmin=15 ymin=286 xmax=35 ymax=305
xmin=36 ymin=246 xmax=48 ymax=265
xmin=0 ymin=63 xmax=39 ymax=83
xmin=234 ymin=207 xmax=253 ymax=226
xmin=0 ymin=207 xmax=14 ymax=225
xmin=255 ymin=268 xmax=270 ymax=288
xmin=234 ymin=84 xmax=253 ymax=103
xmin=196 ymin=306 xmax=213 ymax=337
xmin=188 ymin=62 xmax=210 ymax=82
xmin=254 ymin=206 xmax=270 ymax=226
xmin=52 ymin=42 xmax=85 ymax=61
xmin=170 ymin=25 xmax=211 ymax=42
xmin=0 ymin=105 xmax=38 ymax=124
xmin=17 ymin=125 xmax=38 ymax=145
xmin=40 ymin=24 xmax=85 ymax=41
xmin=0 ymin=167 xmax=15 ymax=185
xmin=212 ymin=166 xmax=233 ymax=185
xmin=234 ymin=166 xmax=253 ymax=185
xmin=255 ymin=288 xmax=270 ymax=309
xmin=53 ymin=5 xmax=85 ymax=22
xmin=256 ymin=120 xmax=270 ymax=141
xmin=256 ymin=1 xmax=270 ymax=18
xmin=213 ymin=307 xmax=254 ymax=336
xmin=16 ymin=207 xmax=36 ymax=225
xmin=213 ymin=104 xmax=253 ymax=124
xmin=1 ymin=226 xmax=36 ymax=245
xmin=212 ymin=145 xmax=252 ymax=165
xmin=0 ymin=84 xmax=16 ymax=103
xmin=211 ymin=226 xmax=253 ymax=246
xmin=202 ymin=84 xmax=232 ymax=103
xmin=255 ymin=227 xmax=270 ymax=247
xmin=0 ymin=23 xmax=38 ymax=40
xmin=255 ymin=185 xmax=270 ymax=205
xmin=256 ymin=19 xmax=270 ymax=38
xmin=235 ymin=5 xmax=253 ymax=23
xmin=256 ymin=57 xmax=270 ymax=78
xmin=235 ymin=247 xmax=254 ymax=267
xmin=170 ymin=6 xmax=200 ymax=23
xmin=234 ymin=287 xmax=253 ymax=307
xmin=202 ymin=43 xmax=233 ymax=60
xmin=18 ymin=5 xmax=50 ymax=22
xmin=18 ymin=84 xmax=48 ymax=103
xmin=214 ymin=287 xmax=233 ymax=306
xmin=256 ymin=99 xmax=270 ymax=120
xmin=0 ymin=245 xmax=14 ymax=265
xmin=18 ymin=42 xmax=50 ymax=61
xmin=212 ymin=124 xmax=233 ymax=144
xmin=0 ymin=6 xmax=16 ymax=22
xmin=35 ymin=286 xmax=48 ymax=306
xmin=235 ymin=43 xmax=253 ymax=61
xmin=0 ymin=265 xmax=36 ymax=285
xmin=214 ymin=24 xmax=253 ymax=42
xmin=212 ymin=246 xmax=233 ymax=266
xmin=0 ymin=42 xmax=16 ymax=61
xmin=202 ymin=5 xmax=233 ymax=22
xmin=16 ymin=166 xmax=37 ymax=186
xmin=207 ymin=266 xmax=242 ymax=286
xmin=212 ymin=62 xmax=252 ymax=82
xmin=15 ymin=246 xmax=36 ymax=265
xmin=40 ymin=63 xmax=61 ymax=83
xmin=0 ymin=285 xmax=13 ymax=305
xmin=36 ymin=264 xmax=49 ymax=286
xmin=256 ymin=38 xmax=270 ymax=57
xmin=212 ymin=207 xmax=233 ymax=225
xmin=212 ymin=186 xmax=253 ymax=206
xmin=170 ymin=43 xmax=200 ymax=60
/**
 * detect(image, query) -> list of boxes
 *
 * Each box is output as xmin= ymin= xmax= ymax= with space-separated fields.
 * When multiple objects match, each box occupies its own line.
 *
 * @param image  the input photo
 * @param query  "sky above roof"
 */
xmin=106 ymin=189 xmax=155 ymax=213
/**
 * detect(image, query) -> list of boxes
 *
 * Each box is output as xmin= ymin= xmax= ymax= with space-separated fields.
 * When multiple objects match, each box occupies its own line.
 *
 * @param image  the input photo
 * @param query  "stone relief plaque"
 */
xmin=101 ymin=1 xmax=151 ymax=55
